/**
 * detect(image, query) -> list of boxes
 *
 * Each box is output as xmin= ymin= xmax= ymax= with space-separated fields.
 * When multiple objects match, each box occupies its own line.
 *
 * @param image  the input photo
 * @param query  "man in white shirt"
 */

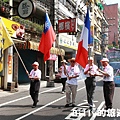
xmin=59 ymin=60 xmax=68 ymax=94
xmin=84 ymin=57 xmax=98 ymax=111
xmin=98 ymin=58 xmax=115 ymax=110
xmin=64 ymin=58 xmax=80 ymax=107
xmin=29 ymin=61 xmax=41 ymax=108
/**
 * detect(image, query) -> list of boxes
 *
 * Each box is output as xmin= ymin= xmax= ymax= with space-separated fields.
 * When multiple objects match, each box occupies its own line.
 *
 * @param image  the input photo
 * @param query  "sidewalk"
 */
xmin=0 ymin=80 xmax=47 ymax=98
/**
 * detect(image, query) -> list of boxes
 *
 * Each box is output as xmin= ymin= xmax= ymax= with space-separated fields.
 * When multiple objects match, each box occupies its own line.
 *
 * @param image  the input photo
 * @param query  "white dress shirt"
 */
xmin=84 ymin=64 xmax=98 ymax=77
xmin=103 ymin=64 xmax=114 ymax=82
xmin=60 ymin=65 xmax=68 ymax=78
xmin=66 ymin=65 xmax=80 ymax=85
xmin=30 ymin=69 xmax=41 ymax=80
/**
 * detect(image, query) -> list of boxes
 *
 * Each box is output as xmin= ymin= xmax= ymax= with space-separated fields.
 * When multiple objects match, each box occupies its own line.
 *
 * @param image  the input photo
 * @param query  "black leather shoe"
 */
xmin=71 ymin=104 xmax=77 ymax=107
xmin=32 ymin=105 xmax=36 ymax=108
xmin=65 ymin=104 xmax=70 ymax=107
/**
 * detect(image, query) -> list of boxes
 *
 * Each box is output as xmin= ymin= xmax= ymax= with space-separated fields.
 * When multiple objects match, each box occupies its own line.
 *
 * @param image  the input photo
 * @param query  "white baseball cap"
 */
xmin=100 ymin=58 xmax=109 ymax=62
xmin=32 ymin=61 xmax=39 ymax=66
xmin=88 ymin=57 xmax=93 ymax=61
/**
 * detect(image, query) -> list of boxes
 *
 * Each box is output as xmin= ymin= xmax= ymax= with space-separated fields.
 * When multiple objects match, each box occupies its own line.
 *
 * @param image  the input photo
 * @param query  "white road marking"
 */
xmin=90 ymin=101 xmax=105 ymax=120
xmin=65 ymin=101 xmax=105 ymax=120
xmin=15 ymin=87 xmax=85 ymax=120
xmin=0 ymin=86 xmax=62 ymax=107
xmin=65 ymin=112 xmax=83 ymax=120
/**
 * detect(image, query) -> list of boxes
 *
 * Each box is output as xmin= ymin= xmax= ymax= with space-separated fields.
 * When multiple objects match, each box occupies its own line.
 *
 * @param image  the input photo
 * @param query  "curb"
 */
xmin=0 ymin=80 xmax=47 ymax=98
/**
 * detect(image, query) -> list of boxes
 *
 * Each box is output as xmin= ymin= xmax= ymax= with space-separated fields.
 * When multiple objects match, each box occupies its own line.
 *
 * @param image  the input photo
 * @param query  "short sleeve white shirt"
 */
xmin=103 ymin=64 xmax=114 ymax=82
xmin=60 ymin=65 xmax=68 ymax=78
xmin=66 ymin=65 xmax=80 ymax=85
xmin=84 ymin=64 xmax=98 ymax=77
xmin=30 ymin=69 xmax=41 ymax=80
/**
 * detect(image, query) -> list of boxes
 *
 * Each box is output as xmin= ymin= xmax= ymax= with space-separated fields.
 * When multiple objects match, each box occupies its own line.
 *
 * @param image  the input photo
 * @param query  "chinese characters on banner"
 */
xmin=58 ymin=18 xmax=77 ymax=33
xmin=59 ymin=34 xmax=78 ymax=50
xmin=8 ymin=55 xmax=12 ymax=74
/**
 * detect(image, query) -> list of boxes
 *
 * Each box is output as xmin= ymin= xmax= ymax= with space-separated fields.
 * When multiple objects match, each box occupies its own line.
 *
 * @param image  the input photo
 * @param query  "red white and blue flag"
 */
xmin=75 ymin=8 xmax=91 ymax=68
xmin=38 ymin=13 xmax=56 ymax=62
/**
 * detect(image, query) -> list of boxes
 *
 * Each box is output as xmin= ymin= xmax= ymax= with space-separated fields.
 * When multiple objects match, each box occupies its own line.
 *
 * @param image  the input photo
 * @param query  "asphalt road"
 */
xmin=0 ymin=78 xmax=120 ymax=120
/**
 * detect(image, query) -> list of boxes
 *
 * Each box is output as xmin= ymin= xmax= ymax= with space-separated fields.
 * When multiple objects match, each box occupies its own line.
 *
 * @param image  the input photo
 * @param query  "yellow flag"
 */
xmin=0 ymin=18 xmax=14 ymax=72
xmin=2 ymin=19 xmax=14 ymax=50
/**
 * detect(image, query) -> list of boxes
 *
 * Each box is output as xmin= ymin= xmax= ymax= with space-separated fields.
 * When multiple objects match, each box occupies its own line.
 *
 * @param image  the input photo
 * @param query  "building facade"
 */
xmin=104 ymin=3 xmax=119 ymax=45
xmin=0 ymin=0 xmax=108 ymax=90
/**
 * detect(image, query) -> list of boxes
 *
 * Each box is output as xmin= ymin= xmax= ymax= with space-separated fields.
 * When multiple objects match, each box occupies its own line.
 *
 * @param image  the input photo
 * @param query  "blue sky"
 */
xmin=105 ymin=0 xmax=120 ymax=7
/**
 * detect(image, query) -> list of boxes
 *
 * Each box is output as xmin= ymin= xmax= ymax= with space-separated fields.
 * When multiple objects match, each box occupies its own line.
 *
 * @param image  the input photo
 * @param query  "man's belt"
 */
xmin=87 ymin=76 xmax=95 ymax=79
xmin=103 ymin=81 xmax=114 ymax=83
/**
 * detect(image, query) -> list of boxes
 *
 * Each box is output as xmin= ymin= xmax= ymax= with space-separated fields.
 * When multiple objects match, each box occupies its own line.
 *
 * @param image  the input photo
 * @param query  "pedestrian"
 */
xmin=64 ymin=58 xmax=80 ymax=107
xmin=98 ymin=58 xmax=115 ymax=110
xmin=29 ymin=61 xmax=41 ymax=108
xmin=84 ymin=57 xmax=99 ymax=111
xmin=59 ymin=59 xmax=68 ymax=94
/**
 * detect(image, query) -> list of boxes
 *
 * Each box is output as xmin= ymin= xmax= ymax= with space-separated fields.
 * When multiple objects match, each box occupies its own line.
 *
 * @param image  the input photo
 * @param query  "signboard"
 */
xmin=1 ymin=17 xmax=25 ymax=39
xmin=48 ymin=54 xmax=57 ymax=61
xmin=8 ymin=55 xmax=12 ymax=74
xmin=59 ymin=34 xmax=78 ymax=50
xmin=18 ymin=0 xmax=34 ymax=19
xmin=58 ymin=18 xmax=77 ymax=33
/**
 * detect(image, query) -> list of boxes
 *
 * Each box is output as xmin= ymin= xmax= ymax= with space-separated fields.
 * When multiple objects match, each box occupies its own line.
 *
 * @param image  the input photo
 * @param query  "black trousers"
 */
xmin=30 ymin=80 xmax=40 ymax=106
xmin=103 ymin=81 xmax=115 ymax=109
xmin=61 ymin=78 xmax=67 ymax=92
xmin=85 ymin=77 xmax=96 ymax=106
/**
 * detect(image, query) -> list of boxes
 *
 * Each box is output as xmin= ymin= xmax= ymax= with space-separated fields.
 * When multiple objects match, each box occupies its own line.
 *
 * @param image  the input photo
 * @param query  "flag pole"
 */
xmin=86 ymin=5 xmax=91 ymax=64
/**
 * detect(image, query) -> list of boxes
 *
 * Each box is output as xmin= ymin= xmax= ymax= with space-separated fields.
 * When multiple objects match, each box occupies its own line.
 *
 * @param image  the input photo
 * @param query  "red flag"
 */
xmin=38 ymin=13 xmax=56 ymax=62
xmin=75 ymin=8 xmax=91 ymax=68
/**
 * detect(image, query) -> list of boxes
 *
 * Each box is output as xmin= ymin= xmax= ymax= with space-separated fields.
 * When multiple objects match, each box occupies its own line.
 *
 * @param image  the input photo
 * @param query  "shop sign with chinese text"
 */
xmin=58 ymin=18 xmax=77 ymax=33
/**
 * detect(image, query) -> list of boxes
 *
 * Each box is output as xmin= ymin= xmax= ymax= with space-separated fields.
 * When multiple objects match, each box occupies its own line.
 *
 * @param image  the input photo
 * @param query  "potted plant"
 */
xmin=12 ymin=16 xmax=43 ymax=34
xmin=12 ymin=16 xmax=21 ymax=22
xmin=3 ymin=0 xmax=9 ymax=4
xmin=36 ymin=24 xmax=44 ymax=33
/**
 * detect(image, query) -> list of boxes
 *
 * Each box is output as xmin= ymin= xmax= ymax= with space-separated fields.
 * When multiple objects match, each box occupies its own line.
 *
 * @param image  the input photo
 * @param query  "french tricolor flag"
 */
xmin=75 ymin=8 xmax=91 ymax=68
xmin=38 ymin=13 xmax=56 ymax=62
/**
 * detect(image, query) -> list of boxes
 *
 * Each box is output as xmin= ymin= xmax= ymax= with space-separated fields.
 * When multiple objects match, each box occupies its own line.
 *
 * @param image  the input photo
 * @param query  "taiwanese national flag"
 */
xmin=75 ymin=8 xmax=91 ymax=68
xmin=38 ymin=13 xmax=56 ymax=62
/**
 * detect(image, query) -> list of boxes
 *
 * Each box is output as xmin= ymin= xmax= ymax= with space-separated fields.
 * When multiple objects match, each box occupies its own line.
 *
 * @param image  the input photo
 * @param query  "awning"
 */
xmin=12 ymin=38 xmax=26 ymax=43
xmin=15 ymin=41 xmax=65 ymax=56
xmin=28 ymin=41 xmax=39 ymax=51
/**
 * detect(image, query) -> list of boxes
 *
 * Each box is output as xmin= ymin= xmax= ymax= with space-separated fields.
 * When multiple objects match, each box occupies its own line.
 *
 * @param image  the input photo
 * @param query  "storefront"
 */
xmin=0 ymin=16 xmax=25 ymax=89
xmin=15 ymin=41 xmax=65 ymax=83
